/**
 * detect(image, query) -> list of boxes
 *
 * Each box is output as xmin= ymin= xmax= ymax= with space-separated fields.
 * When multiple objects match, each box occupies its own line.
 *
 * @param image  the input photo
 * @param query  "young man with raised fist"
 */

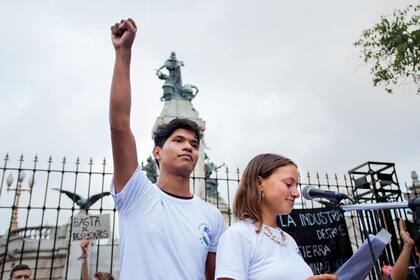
xmin=109 ymin=18 xmax=224 ymax=280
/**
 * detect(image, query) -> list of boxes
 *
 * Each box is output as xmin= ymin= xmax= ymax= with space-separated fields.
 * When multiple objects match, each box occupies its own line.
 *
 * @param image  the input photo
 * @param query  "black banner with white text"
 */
xmin=277 ymin=207 xmax=353 ymax=274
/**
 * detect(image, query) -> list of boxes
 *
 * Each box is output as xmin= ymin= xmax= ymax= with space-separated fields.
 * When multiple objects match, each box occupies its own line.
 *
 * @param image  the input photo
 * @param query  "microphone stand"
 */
xmin=355 ymin=208 xmax=381 ymax=280
xmin=329 ymin=197 xmax=381 ymax=279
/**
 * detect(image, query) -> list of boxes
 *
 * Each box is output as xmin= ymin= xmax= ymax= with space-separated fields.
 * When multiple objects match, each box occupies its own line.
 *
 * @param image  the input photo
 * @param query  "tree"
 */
xmin=354 ymin=5 xmax=419 ymax=94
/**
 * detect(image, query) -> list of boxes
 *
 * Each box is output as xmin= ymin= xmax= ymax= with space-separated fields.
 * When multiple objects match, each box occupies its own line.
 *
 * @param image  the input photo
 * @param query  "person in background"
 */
xmin=80 ymin=237 xmax=114 ymax=280
xmin=9 ymin=264 xmax=31 ymax=280
xmin=389 ymin=219 xmax=420 ymax=280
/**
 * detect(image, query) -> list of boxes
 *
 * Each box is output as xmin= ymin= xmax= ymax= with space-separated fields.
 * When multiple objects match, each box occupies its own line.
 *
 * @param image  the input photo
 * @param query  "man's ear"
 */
xmin=153 ymin=146 xmax=161 ymax=161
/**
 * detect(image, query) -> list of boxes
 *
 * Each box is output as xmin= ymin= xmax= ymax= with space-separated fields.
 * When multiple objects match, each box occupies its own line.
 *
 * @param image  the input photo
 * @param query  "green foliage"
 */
xmin=354 ymin=5 xmax=419 ymax=94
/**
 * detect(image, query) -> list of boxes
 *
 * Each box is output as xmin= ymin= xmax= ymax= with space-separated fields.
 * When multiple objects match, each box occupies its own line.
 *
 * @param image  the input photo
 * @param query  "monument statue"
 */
xmin=156 ymin=52 xmax=199 ymax=102
xmin=412 ymin=171 xmax=419 ymax=186
xmin=142 ymin=156 xmax=158 ymax=183
xmin=52 ymin=188 xmax=110 ymax=213
xmin=204 ymin=154 xmax=225 ymax=198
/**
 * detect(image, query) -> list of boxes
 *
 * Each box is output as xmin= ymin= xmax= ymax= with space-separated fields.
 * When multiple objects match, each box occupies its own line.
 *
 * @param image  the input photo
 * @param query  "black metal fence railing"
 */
xmin=0 ymin=154 xmax=415 ymax=280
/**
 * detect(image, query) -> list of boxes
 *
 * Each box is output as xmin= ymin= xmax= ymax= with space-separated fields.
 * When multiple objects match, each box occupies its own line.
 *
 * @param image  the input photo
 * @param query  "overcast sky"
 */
xmin=1 ymin=0 xmax=419 ymax=190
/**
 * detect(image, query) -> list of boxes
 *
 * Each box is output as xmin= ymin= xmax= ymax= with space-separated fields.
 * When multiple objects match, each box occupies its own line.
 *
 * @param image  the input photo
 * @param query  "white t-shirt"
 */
xmin=215 ymin=219 xmax=313 ymax=280
xmin=111 ymin=166 xmax=225 ymax=280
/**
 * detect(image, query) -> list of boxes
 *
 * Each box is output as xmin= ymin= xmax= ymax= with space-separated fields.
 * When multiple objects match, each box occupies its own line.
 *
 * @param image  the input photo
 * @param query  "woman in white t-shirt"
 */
xmin=215 ymin=153 xmax=337 ymax=280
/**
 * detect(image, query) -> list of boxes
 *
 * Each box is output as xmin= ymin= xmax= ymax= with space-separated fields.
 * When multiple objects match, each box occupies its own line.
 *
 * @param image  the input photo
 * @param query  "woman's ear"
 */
xmin=257 ymin=176 xmax=264 ymax=192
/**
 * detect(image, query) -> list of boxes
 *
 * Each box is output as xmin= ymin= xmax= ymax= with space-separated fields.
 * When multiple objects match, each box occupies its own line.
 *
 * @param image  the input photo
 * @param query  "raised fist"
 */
xmin=80 ymin=237 xmax=91 ymax=254
xmin=111 ymin=18 xmax=137 ymax=51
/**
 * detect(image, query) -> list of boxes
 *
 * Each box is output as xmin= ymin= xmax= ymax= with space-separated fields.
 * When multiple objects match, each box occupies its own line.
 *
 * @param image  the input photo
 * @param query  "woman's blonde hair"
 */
xmin=233 ymin=153 xmax=296 ymax=232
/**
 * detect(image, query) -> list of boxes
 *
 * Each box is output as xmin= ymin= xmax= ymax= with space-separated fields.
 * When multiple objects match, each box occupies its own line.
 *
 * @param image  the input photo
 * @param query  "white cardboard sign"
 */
xmin=71 ymin=213 xmax=111 ymax=241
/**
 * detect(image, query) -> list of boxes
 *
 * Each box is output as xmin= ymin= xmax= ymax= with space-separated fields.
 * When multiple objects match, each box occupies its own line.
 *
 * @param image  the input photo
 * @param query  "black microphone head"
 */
xmin=302 ymin=185 xmax=313 ymax=200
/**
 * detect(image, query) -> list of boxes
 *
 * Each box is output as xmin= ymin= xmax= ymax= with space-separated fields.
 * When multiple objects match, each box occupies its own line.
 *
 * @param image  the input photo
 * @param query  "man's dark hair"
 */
xmin=153 ymin=118 xmax=202 ymax=148
xmin=10 ymin=264 xmax=30 ymax=279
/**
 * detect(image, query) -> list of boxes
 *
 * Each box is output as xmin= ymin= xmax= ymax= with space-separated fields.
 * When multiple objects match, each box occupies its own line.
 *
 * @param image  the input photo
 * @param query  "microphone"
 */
xmin=302 ymin=185 xmax=348 ymax=203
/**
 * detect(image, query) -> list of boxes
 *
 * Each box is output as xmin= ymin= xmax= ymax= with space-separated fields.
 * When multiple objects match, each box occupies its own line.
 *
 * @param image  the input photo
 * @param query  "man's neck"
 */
xmin=157 ymin=171 xmax=192 ymax=197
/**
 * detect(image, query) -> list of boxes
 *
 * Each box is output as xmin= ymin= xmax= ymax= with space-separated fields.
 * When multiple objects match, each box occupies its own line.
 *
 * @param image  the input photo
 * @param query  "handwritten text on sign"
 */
xmin=72 ymin=214 xmax=110 ymax=241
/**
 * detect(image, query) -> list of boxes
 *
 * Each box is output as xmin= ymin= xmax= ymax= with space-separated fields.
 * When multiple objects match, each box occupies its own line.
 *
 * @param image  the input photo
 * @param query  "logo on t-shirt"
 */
xmin=198 ymin=223 xmax=212 ymax=248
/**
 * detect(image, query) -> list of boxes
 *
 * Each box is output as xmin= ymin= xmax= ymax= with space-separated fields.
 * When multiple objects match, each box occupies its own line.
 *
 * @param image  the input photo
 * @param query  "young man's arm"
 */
xmin=205 ymin=252 xmax=216 ymax=280
xmin=109 ymin=18 xmax=138 ymax=193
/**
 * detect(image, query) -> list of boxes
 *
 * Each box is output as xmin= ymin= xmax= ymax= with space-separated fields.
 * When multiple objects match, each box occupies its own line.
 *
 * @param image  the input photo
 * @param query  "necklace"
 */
xmin=262 ymin=224 xmax=288 ymax=246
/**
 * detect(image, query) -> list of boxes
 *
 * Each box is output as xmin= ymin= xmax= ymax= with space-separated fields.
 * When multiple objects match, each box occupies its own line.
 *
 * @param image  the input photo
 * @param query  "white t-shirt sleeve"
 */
xmin=110 ymin=166 xmax=155 ymax=215
xmin=209 ymin=210 xmax=225 ymax=253
xmin=215 ymin=223 xmax=252 ymax=280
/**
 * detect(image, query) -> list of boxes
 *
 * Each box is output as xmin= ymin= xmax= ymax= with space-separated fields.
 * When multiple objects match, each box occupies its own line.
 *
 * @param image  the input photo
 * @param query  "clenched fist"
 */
xmin=111 ymin=18 xmax=137 ymax=51
xmin=80 ymin=237 xmax=91 ymax=255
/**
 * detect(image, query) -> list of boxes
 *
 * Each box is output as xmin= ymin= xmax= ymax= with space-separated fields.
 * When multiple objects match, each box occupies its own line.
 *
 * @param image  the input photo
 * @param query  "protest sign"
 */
xmin=277 ymin=207 xmax=353 ymax=274
xmin=71 ymin=213 xmax=111 ymax=241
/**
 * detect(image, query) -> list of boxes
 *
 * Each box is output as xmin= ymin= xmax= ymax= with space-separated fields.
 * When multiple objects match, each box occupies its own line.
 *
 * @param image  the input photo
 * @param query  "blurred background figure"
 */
xmin=80 ymin=238 xmax=114 ymax=280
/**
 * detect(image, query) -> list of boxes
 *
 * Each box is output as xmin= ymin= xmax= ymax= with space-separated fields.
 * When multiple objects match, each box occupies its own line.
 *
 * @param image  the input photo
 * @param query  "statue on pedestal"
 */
xmin=142 ymin=156 xmax=158 ymax=183
xmin=412 ymin=171 xmax=419 ymax=187
xmin=156 ymin=52 xmax=199 ymax=102
xmin=204 ymin=154 xmax=225 ymax=199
